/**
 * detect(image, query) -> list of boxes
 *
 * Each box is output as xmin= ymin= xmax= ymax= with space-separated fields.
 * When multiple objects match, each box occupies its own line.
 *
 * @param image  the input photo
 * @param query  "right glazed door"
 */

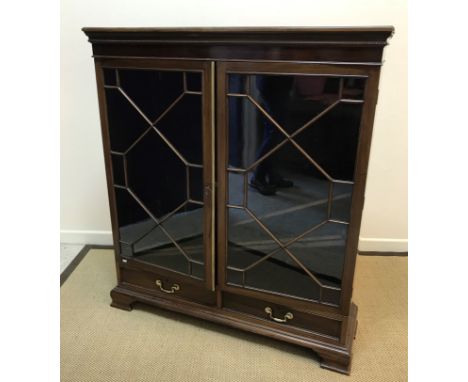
xmin=217 ymin=61 xmax=370 ymax=310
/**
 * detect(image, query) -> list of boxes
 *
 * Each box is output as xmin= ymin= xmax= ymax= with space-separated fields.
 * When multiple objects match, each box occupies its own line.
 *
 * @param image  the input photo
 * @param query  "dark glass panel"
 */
xmin=106 ymin=68 xmax=206 ymax=279
xmin=105 ymin=88 xmax=149 ymax=152
xmin=120 ymin=242 xmax=133 ymax=258
xmin=293 ymin=102 xmax=363 ymax=181
xmin=191 ymin=263 xmax=205 ymax=280
xmin=155 ymin=94 xmax=203 ymax=165
xmin=103 ymin=68 xmax=117 ymax=86
xmin=188 ymin=166 xmax=204 ymax=203
xmin=342 ymin=77 xmax=366 ymax=100
xmin=160 ymin=202 xmax=205 ymax=265
xmin=228 ymin=74 xmax=247 ymax=94
xmin=118 ymin=69 xmax=183 ymax=122
xmin=252 ymin=74 xmax=341 ymax=135
xmin=229 ymin=74 xmax=341 ymax=135
xmin=287 ymin=222 xmax=347 ymax=288
xmin=227 ymin=208 xmax=279 ymax=271
xmin=111 ymin=154 xmax=125 ymax=186
xmin=246 ymin=143 xmax=329 ymax=243
xmin=114 ymin=187 xmax=157 ymax=246
xmin=126 ymin=129 xmax=186 ymax=220
xmin=228 ymin=96 xmax=286 ymax=170
xmin=186 ymin=72 xmax=202 ymax=92
xmin=228 ymin=171 xmax=245 ymax=206
xmin=226 ymin=72 xmax=364 ymax=304
xmin=128 ymin=199 xmax=204 ymax=279
xmin=244 ymin=248 xmax=321 ymax=301
xmin=330 ymin=183 xmax=353 ymax=223
xmin=321 ymin=287 xmax=341 ymax=306
xmin=134 ymin=225 xmax=189 ymax=275
xmin=226 ymin=268 xmax=243 ymax=286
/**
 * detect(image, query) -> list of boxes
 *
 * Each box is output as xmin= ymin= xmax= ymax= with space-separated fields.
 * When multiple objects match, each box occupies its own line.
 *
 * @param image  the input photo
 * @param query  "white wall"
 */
xmin=61 ymin=0 xmax=407 ymax=251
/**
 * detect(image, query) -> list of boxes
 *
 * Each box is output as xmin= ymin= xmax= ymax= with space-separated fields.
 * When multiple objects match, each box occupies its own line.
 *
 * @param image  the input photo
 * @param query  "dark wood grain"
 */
xmin=222 ymin=292 xmax=342 ymax=341
xmin=83 ymin=27 xmax=393 ymax=65
xmin=82 ymin=26 xmax=394 ymax=46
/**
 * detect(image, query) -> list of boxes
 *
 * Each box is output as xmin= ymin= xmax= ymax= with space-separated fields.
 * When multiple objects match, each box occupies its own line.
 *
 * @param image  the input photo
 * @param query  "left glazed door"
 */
xmin=95 ymin=59 xmax=214 ymax=290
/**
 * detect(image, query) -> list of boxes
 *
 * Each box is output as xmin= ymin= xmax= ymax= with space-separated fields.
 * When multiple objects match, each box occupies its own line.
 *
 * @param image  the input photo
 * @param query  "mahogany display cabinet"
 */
xmin=83 ymin=27 xmax=393 ymax=374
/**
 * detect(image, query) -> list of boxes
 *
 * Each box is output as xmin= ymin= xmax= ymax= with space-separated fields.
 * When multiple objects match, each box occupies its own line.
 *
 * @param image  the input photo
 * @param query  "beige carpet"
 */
xmin=61 ymin=249 xmax=407 ymax=382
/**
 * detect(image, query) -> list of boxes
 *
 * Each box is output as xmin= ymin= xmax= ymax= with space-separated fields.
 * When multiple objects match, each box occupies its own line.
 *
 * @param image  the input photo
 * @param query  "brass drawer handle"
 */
xmin=264 ymin=307 xmax=294 ymax=323
xmin=155 ymin=280 xmax=180 ymax=294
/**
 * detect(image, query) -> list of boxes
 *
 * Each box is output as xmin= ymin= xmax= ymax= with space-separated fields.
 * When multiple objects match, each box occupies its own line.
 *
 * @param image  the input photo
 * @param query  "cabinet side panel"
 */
xmin=339 ymin=67 xmax=382 ymax=314
xmin=93 ymin=59 xmax=122 ymax=281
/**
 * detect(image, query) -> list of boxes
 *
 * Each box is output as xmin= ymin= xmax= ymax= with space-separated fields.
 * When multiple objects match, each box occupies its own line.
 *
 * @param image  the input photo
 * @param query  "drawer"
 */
xmin=222 ymin=292 xmax=342 ymax=340
xmin=120 ymin=266 xmax=216 ymax=306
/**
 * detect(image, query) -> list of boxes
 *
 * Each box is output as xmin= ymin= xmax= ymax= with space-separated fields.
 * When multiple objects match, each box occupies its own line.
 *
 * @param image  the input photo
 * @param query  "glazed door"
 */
xmin=217 ymin=61 xmax=370 ymax=309
xmin=97 ymin=59 xmax=215 ymax=290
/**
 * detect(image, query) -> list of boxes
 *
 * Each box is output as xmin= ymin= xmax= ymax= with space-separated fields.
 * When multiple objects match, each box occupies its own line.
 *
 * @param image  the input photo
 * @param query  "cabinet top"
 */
xmin=82 ymin=26 xmax=394 ymax=46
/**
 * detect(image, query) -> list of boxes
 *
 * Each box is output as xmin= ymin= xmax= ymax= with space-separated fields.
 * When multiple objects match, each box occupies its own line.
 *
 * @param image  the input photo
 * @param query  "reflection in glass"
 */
xmin=105 ymin=87 xmax=149 ymax=153
xmin=111 ymin=154 xmax=125 ymax=187
xmin=226 ymin=73 xmax=365 ymax=305
xmin=119 ymin=69 xmax=184 ymax=122
xmin=228 ymin=172 xmax=245 ymax=206
xmin=189 ymin=166 xmax=204 ymax=203
xmin=105 ymin=68 xmax=205 ymax=279
xmin=103 ymin=68 xmax=117 ymax=86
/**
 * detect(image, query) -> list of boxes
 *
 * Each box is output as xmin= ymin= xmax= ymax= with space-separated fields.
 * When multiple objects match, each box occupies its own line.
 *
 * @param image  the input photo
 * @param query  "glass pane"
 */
xmin=126 ymin=129 xmax=186 ymax=220
xmin=111 ymin=154 xmax=125 ymax=187
xmin=155 ymin=93 xmax=203 ymax=165
xmin=293 ymin=102 xmax=363 ymax=181
xmin=103 ymin=68 xmax=117 ymax=86
xmin=342 ymin=77 xmax=366 ymax=100
xmin=134 ymin=225 xmax=189 ymax=275
xmin=106 ymin=68 xmax=206 ymax=280
xmin=287 ymin=223 xmax=348 ymax=288
xmin=226 ymin=72 xmax=365 ymax=304
xmin=105 ymin=88 xmax=149 ymax=152
xmin=114 ymin=187 xmax=157 ymax=245
xmin=246 ymin=144 xmax=329 ymax=243
xmin=186 ymin=72 xmax=202 ymax=92
xmin=227 ymin=208 xmax=280 ymax=274
xmin=228 ymin=171 xmax=245 ymax=206
xmin=160 ymin=202 xmax=204 ymax=265
xmin=330 ymin=183 xmax=353 ymax=223
xmin=188 ymin=166 xmax=203 ymax=203
xmin=228 ymin=74 xmax=248 ymax=94
xmin=118 ymin=69 xmax=184 ymax=122
xmin=244 ymin=249 xmax=321 ymax=301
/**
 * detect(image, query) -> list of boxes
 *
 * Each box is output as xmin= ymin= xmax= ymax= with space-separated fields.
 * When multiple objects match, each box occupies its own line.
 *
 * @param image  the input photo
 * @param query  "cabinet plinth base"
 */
xmin=109 ymin=285 xmax=358 ymax=374
xmin=110 ymin=288 xmax=136 ymax=311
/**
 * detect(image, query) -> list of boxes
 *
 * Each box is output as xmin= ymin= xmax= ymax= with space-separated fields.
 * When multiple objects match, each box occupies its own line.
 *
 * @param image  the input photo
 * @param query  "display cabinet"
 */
xmin=83 ymin=27 xmax=393 ymax=374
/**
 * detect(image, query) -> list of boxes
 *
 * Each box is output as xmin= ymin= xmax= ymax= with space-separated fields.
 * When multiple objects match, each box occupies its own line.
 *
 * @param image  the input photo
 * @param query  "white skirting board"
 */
xmin=60 ymin=230 xmax=113 ymax=246
xmin=358 ymin=237 xmax=408 ymax=253
xmin=60 ymin=230 xmax=408 ymax=253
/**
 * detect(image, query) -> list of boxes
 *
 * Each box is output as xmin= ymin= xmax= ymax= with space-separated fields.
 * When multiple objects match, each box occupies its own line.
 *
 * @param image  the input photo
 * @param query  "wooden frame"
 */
xmin=84 ymin=27 xmax=393 ymax=375
xmin=216 ymin=61 xmax=380 ymax=317
xmin=93 ymin=58 xmax=215 ymax=291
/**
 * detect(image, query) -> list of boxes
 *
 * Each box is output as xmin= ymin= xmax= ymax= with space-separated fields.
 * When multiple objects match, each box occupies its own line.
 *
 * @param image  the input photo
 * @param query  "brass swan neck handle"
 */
xmin=264 ymin=307 xmax=294 ymax=323
xmin=155 ymin=280 xmax=180 ymax=294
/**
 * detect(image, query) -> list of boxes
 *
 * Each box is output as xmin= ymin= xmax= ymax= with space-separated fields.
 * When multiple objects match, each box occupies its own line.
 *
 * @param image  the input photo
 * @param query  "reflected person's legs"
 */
xmin=251 ymin=77 xmax=293 ymax=195
xmin=251 ymin=122 xmax=277 ymax=195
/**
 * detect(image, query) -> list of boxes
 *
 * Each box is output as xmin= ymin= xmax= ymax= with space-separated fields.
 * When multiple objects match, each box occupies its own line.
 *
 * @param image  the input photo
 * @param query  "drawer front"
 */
xmin=120 ymin=266 xmax=216 ymax=306
xmin=222 ymin=292 xmax=342 ymax=340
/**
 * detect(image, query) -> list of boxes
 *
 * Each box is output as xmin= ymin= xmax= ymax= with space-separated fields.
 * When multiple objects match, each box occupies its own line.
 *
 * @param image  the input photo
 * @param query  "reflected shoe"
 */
xmin=270 ymin=178 xmax=294 ymax=188
xmin=249 ymin=179 xmax=277 ymax=195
